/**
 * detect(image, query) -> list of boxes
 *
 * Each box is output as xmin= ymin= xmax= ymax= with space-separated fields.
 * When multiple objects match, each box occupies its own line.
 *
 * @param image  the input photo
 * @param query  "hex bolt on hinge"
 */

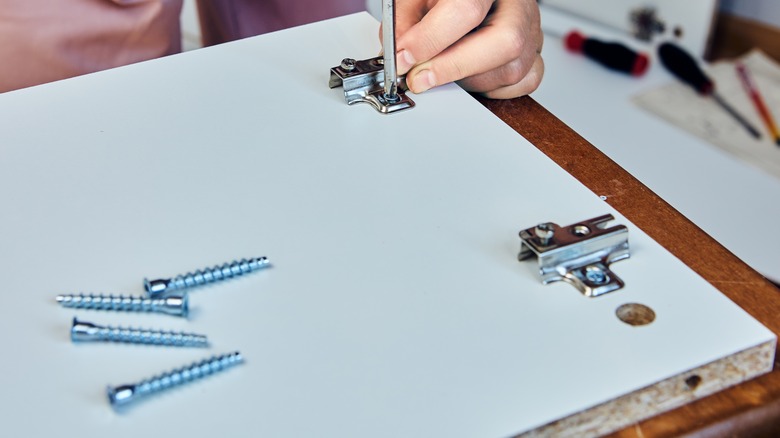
xmin=144 ymin=257 xmax=270 ymax=298
xmin=71 ymin=317 xmax=208 ymax=347
xmin=107 ymin=351 xmax=244 ymax=408
xmin=56 ymin=293 xmax=189 ymax=317
xmin=518 ymin=214 xmax=630 ymax=297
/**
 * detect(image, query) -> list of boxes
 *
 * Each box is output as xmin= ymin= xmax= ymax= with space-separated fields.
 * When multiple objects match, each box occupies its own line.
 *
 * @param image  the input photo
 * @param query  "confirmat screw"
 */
xmin=55 ymin=293 xmax=189 ymax=318
xmin=71 ymin=317 xmax=208 ymax=347
xmin=144 ymin=257 xmax=270 ymax=298
xmin=107 ymin=351 xmax=244 ymax=408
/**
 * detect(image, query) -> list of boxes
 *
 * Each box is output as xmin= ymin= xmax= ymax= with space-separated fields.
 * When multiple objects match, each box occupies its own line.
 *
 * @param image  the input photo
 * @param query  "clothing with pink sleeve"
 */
xmin=0 ymin=0 xmax=364 ymax=93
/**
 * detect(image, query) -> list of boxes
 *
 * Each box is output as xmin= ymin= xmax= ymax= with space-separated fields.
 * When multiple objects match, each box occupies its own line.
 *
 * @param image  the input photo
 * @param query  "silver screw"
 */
xmin=535 ymin=223 xmax=555 ymax=245
xmin=144 ymin=257 xmax=270 ymax=298
xmin=340 ymin=58 xmax=356 ymax=71
xmin=585 ymin=266 xmax=609 ymax=285
xmin=55 ymin=293 xmax=189 ymax=318
xmin=71 ymin=317 xmax=208 ymax=347
xmin=107 ymin=351 xmax=244 ymax=408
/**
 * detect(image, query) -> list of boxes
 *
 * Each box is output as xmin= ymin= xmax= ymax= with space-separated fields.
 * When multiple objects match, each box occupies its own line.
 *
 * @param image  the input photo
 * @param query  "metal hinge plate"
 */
xmin=518 ymin=214 xmax=630 ymax=297
xmin=329 ymin=57 xmax=415 ymax=114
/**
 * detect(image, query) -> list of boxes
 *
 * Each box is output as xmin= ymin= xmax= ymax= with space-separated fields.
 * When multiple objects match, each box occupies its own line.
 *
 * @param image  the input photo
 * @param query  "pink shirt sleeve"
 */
xmin=196 ymin=0 xmax=365 ymax=46
xmin=0 ymin=0 xmax=183 ymax=93
xmin=0 ymin=0 xmax=366 ymax=93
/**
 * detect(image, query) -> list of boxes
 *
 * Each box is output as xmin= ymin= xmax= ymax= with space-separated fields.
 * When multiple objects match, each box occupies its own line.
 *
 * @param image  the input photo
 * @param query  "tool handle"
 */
xmin=565 ymin=31 xmax=649 ymax=76
xmin=658 ymin=42 xmax=713 ymax=95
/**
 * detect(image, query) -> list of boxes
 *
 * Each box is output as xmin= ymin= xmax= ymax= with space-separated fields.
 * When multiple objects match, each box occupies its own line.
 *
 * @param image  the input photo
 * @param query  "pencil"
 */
xmin=735 ymin=62 xmax=780 ymax=146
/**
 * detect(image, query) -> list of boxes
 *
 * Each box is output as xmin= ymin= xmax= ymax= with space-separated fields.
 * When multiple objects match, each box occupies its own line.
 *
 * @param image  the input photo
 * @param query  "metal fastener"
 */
xmin=584 ymin=266 xmax=609 ymax=285
xmin=107 ymin=351 xmax=244 ymax=408
xmin=55 ymin=293 xmax=189 ymax=317
xmin=534 ymin=223 xmax=555 ymax=246
xmin=340 ymin=58 xmax=356 ymax=71
xmin=144 ymin=257 xmax=270 ymax=298
xmin=71 ymin=317 xmax=208 ymax=347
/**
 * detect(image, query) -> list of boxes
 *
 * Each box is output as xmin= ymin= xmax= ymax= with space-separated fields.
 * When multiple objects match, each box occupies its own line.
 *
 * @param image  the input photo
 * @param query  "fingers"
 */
xmin=404 ymin=2 xmax=531 ymax=94
xmin=464 ymin=53 xmax=545 ymax=99
xmin=395 ymin=0 xmax=495 ymax=74
xmin=391 ymin=0 xmax=544 ymax=99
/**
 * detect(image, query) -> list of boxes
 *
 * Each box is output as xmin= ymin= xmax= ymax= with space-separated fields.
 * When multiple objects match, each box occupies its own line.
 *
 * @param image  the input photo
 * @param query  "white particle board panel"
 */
xmin=0 ymin=12 xmax=773 ymax=438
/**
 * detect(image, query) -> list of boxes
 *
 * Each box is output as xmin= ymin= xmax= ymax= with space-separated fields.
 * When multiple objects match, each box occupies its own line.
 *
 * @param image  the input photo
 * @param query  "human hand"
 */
xmin=384 ymin=0 xmax=544 ymax=99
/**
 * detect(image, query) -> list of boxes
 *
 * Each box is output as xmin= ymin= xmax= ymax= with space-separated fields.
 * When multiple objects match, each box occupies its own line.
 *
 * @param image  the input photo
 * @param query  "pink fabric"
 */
xmin=0 ymin=0 xmax=183 ymax=92
xmin=196 ymin=0 xmax=365 ymax=46
xmin=0 ymin=0 xmax=365 ymax=93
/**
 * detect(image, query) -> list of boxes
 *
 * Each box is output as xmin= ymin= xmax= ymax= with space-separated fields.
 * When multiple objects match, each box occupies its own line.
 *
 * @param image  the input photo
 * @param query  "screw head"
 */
xmin=107 ymin=384 xmax=136 ymax=407
xmin=534 ymin=223 xmax=555 ymax=245
xmin=163 ymin=294 xmax=189 ymax=318
xmin=340 ymin=58 xmax=356 ymax=71
xmin=144 ymin=278 xmax=170 ymax=297
xmin=584 ymin=266 xmax=609 ymax=285
xmin=70 ymin=317 xmax=100 ymax=342
xmin=381 ymin=92 xmax=401 ymax=103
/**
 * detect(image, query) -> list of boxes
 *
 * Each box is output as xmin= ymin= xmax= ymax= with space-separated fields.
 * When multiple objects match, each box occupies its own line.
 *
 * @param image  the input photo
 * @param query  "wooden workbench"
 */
xmin=479 ymin=95 xmax=780 ymax=436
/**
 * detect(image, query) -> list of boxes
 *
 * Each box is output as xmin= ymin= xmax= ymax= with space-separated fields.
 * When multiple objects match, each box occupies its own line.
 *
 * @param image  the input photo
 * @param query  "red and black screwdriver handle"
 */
xmin=564 ymin=31 xmax=650 ymax=76
xmin=657 ymin=42 xmax=714 ymax=95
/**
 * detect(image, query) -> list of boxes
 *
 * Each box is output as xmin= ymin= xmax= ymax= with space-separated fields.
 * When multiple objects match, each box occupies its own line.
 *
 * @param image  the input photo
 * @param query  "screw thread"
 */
xmin=170 ymin=257 xmax=269 ymax=290
xmin=146 ymin=257 xmax=270 ymax=297
xmin=56 ymin=293 xmax=188 ymax=317
xmin=108 ymin=352 xmax=244 ymax=406
xmin=71 ymin=318 xmax=207 ymax=347
xmin=100 ymin=327 xmax=207 ymax=346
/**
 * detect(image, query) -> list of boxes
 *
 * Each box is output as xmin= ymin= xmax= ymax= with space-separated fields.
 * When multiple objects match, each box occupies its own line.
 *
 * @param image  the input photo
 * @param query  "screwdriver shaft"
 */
xmin=712 ymin=93 xmax=762 ymax=139
xmin=382 ymin=0 xmax=399 ymax=102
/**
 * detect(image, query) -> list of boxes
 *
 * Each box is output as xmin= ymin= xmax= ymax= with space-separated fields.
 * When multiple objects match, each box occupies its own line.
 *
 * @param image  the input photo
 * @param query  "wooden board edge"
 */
xmin=517 ymin=340 xmax=776 ymax=437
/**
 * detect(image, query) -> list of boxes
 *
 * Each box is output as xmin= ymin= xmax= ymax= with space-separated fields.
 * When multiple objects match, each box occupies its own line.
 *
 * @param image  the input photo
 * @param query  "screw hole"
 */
xmin=685 ymin=375 xmax=702 ymax=390
xmin=616 ymin=303 xmax=655 ymax=326
xmin=572 ymin=225 xmax=591 ymax=237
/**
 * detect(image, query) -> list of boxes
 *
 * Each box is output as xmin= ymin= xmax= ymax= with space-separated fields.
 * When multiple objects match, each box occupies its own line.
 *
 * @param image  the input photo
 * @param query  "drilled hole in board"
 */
xmin=616 ymin=303 xmax=656 ymax=326
xmin=685 ymin=375 xmax=702 ymax=390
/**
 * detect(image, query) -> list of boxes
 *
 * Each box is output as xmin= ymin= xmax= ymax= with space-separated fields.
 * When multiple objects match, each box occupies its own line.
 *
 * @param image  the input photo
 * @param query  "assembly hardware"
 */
xmin=329 ymin=56 xmax=415 ymax=114
xmin=107 ymin=351 xmax=244 ymax=408
xmin=56 ymin=293 xmax=189 ymax=317
xmin=71 ymin=317 xmax=208 ymax=347
xmin=328 ymin=0 xmax=413 ymax=114
xmin=144 ymin=257 xmax=270 ymax=298
xmin=630 ymin=7 xmax=665 ymax=41
xmin=518 ymin=214 xmax=629 ymax=297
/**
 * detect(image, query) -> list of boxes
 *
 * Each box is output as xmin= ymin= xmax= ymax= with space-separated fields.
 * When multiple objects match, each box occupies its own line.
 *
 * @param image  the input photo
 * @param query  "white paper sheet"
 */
xmin=634 ymin=50 xmax=780 ymax=179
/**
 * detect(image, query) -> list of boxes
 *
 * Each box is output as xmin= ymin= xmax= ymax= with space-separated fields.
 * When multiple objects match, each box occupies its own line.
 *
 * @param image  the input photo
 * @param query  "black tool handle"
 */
xmin=658 ymin=42 xmax=713 ymax=95
xmin=565 ymin=31 xmax=649 ymax=76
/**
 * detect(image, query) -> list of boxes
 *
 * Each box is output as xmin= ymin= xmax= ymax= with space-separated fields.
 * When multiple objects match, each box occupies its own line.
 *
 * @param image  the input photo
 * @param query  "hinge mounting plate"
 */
xmin=518 ymin=214 xmax=630 ymax=297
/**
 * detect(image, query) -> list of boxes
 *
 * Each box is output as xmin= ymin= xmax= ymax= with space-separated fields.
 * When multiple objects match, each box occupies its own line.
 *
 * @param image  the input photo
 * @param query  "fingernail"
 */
xmin=397 ymin=49 xmax=415 ymax=74
xmin=411 ymin=69 xmax=436 ymax=93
